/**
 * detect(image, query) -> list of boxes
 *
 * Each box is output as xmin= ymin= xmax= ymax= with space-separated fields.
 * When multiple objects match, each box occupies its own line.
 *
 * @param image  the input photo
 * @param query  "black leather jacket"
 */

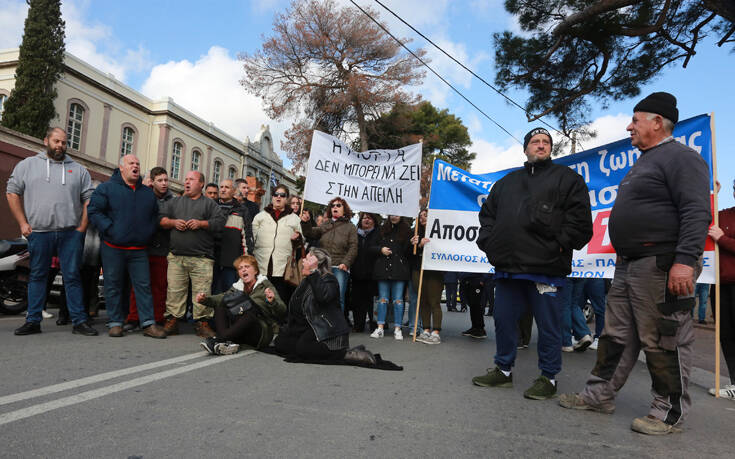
xmin=289 ymin=271 xmax=351 ymax=342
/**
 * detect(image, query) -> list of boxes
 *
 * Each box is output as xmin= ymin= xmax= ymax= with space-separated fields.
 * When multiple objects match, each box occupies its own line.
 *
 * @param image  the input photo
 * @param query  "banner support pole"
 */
xmin=412 ymin=159 xmax=435 ymax=342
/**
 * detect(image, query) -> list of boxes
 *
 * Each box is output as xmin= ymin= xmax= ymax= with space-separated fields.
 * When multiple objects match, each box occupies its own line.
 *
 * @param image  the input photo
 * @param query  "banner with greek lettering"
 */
xmin=303 ymin=131 xmax=421 ymax=217
xmin=423 ymin=114 xmax=716 ymax=283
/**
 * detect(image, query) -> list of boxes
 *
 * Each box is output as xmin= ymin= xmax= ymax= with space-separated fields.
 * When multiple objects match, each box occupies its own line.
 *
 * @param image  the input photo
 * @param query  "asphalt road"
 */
xmin=0 ymin=308 xmax=733 ymax=459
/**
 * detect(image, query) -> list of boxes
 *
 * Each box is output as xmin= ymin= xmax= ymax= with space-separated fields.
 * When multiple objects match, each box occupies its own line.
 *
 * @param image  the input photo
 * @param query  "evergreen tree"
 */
xmin=1 ymin=0 xmax=66 ymax=139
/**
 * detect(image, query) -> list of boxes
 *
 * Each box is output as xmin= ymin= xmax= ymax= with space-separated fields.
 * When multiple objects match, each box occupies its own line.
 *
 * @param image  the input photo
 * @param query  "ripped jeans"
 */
xmin=377 ymin=280 xmax=406 ymax=328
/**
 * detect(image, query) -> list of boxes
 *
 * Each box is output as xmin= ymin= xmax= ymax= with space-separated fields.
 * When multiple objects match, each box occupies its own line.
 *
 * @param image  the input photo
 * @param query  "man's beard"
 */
xmin=46 ymin=146 xmax=66 ymax=161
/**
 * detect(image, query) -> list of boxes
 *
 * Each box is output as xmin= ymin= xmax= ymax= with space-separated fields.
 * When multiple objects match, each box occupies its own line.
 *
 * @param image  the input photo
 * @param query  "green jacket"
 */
xmin=202 ymin=275 xmax=287 ymax=346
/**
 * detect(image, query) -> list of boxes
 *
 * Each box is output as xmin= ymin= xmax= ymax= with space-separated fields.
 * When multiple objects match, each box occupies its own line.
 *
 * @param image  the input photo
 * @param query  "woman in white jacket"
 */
xmin=251 ymin=184 xmax=302 ymax=304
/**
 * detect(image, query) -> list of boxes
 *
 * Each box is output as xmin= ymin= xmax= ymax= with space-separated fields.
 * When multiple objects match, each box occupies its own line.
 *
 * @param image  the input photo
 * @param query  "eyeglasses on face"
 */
xmin=273 ymin=192 xmax=287 ymax=198
xmin=331 ymin=203 xmax=343 ymax=208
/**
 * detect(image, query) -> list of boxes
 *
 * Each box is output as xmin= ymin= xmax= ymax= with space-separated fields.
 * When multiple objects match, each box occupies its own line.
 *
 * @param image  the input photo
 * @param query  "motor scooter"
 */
xmin=0 ymin=238 xmax=29 ymax=315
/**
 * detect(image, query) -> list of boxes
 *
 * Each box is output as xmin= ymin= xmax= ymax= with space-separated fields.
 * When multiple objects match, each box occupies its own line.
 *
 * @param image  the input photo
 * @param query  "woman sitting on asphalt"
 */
xmin=300 ymin=197 xmax=358 ymax=315
xmin=196 ymin=255 xmax=287 ymax=355
xmin=275 ymin=248 xmax=375 ymax=364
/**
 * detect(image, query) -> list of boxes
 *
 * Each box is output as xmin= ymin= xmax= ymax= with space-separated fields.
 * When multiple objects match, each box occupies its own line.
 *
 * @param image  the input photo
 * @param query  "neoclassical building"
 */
xmin=0 ymin=48 xmax=296 ymax=205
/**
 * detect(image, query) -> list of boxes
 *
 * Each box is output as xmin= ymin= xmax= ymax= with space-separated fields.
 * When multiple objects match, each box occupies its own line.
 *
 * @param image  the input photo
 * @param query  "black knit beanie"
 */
xmin=633 ymin=92 xmax=679 ymax=124
xmin=523 ymin=127 xmax=552 ymax=151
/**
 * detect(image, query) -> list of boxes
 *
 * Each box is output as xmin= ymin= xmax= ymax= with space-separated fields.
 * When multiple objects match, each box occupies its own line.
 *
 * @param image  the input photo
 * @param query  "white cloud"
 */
xmin=470 ymin=137 xmax=525 ymax=174
xmin=0 ymin=0 xmax=27 ymax=49
xmin=140 ymin=46 xmax=290 ymax=160
xmin=579 ymin=113 xmax=630 ymax=150
xmin=0 ymin=0 xmax=151 ymax=83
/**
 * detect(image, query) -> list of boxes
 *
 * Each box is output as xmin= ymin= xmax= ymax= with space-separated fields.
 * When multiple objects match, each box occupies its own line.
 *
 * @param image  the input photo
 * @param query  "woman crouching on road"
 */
xmin=275 ymin=248 xmax=376 ymax=364
xmin=196 ymin=255 xmax=287 ymax=355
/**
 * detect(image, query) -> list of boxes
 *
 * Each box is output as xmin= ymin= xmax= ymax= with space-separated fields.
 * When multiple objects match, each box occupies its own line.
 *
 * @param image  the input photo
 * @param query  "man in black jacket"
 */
xmin=212 ymin=179 xmax=254 ymax=294
xmin=472 ymin=127 xmax=592 ymax=400
xmin=559 ymin=93 xmax=711 ymax=436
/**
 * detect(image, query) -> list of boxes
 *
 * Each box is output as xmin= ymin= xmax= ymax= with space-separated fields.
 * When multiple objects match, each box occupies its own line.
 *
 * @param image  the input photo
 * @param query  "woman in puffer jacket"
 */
xmin=252 ymin=185 xmax=303 ymax=304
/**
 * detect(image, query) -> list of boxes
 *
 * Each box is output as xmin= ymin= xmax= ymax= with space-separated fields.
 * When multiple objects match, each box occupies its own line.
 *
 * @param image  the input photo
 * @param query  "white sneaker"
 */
xmin=42 ymin=310 xmax=54 ymax=319
xmin=573 ymin=334 xmax=593 ymax=352
xmin=589 ymin=338 xmax=599 ymax=350
xmin=708 ymin=384 xmax=735 ymax=399
xmin=214 ymin=341 xmax=240 ymax=355
xmin=370 ymin=328 xmax=384 ymax=339
xmin=416 ymin=331 xmax=431 ymax=343
xmin=562 ymin=346 xmax=574 ymax=352
xmin=427 ymin=332 xmax=441 ymax=344
xmin=393 ymin=328 xmax=403 ymax=340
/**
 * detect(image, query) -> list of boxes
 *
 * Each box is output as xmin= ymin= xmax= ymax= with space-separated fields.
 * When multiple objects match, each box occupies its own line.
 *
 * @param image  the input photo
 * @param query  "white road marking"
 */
xmin=0 ymin=352 xmax=205 ymax=406
xmin=0 ymin=350 xmax=255 ymax=426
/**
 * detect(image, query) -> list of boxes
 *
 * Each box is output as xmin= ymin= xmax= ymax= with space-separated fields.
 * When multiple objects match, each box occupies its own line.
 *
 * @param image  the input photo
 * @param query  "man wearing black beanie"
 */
xmin=559 ymin=92 xmax=711 ymax=436
xmin=473 ymin=127 xmax=593 ymax=400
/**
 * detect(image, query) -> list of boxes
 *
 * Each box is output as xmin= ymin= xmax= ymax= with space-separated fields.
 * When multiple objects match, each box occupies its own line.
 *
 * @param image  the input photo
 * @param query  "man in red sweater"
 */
xmin=708 ymin=179 xmax=735 ymax=399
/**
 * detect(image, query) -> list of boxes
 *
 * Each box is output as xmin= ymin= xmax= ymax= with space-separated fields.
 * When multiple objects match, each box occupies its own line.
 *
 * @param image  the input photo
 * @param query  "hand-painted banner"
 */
xmin=303 ymin=131 xmax=421 ymax=217
xmin=422 ymin=114 xmax=716 ymax=283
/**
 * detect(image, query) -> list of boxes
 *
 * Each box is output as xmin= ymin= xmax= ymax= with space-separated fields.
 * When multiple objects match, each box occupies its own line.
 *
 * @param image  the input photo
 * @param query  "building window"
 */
xmin=120 ymin=126 xmax=135 ymax=157
xmin=191 ymin=150 xmax=201 ymax=171
xmin=228 ymin=166 xmax=236 ymax=180
xmin=67 ymin=103 xmax=84 ymax=150
xmin=213 ymin=160 xmax=222 ymax=184
xmin=171 ymin=142 xmax=182 ymax=180
xmin=0 ymin=94 xmax=7 ymax=120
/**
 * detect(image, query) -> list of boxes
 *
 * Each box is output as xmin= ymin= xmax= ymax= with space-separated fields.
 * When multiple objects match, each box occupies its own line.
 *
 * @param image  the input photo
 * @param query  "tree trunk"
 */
xmin=353 ymin=100 xmax=368 ymax=152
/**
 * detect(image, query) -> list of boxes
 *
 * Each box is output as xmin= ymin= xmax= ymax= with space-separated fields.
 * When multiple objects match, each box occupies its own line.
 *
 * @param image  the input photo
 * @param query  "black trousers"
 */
xmin=213 ymin=305 xmax=265 ymax=348
xmin=720 ymin=283 xmax=735 ymax=383
xmin=461 ymin=278 xmax=485 ymax=330
xmin=351 ymin=279 xmax=376 ymax=331
xmin=274 ymin=327 xmax=345 ymax=360
xmin=269 ymin=276 xmax=295 ymax=306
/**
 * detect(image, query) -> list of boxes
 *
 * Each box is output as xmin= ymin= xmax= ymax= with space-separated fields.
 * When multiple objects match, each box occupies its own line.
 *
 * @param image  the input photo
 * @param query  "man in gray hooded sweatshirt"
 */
xmin=6 ymin=127 xmax=98 ymax=336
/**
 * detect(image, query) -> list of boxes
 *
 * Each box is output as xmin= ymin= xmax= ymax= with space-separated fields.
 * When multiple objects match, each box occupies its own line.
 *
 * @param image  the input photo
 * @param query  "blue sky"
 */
xmin=2 ymin=0 xmax=733 ymax=208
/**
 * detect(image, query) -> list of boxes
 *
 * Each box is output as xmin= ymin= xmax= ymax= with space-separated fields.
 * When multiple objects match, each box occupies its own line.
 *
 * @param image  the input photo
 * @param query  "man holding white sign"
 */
xmin=472 ymin=127 xmax=593 ymax=400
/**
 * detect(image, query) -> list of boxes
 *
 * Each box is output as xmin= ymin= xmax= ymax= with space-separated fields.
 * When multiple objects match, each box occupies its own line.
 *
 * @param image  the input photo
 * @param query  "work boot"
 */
xmin=72 ymin=322 xmax=99 ymax=336
xmin=108 ymin=326 xmax=124 ymax=337
xmin=194 ymin=320 xmax=216 ymax=338
xmin=523 ymin=376 xmax=557 ymax=400
xmin=142 ymin=324 xmax=167 ymax=339
xmin=558 ymin=393 xmax=615 ymax=414
xmin=631 ymin=415 xmax=682 ymax=435
xmin=472 ymin=367 xmax=513 ymax=388
xmin=163 ymin=317 xmax=179 ymax=336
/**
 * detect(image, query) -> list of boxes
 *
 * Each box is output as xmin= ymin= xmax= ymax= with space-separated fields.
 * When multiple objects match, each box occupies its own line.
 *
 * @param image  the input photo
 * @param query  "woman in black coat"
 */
xmin=274 ymin=248 xmax=375 ymax=363
xmin=370 ymin=215 xmax=412 ymax=340
xmin=350 ymin=212 xmax=382 ymax=332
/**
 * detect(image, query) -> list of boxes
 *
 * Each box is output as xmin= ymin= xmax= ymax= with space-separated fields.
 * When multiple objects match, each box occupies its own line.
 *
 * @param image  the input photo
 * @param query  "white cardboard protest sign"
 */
xmin=303 ymin=131 xmax=421 ymax=217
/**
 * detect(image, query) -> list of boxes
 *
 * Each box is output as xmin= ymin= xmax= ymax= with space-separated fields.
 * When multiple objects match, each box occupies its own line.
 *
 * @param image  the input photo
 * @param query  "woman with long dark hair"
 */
xmin=351 ymin=212 xmax=381 ymax=332
xmin=370 ymin=215 xmax=411 ymax=340
xmin=300 ymin=197 xmax=358 ymax=315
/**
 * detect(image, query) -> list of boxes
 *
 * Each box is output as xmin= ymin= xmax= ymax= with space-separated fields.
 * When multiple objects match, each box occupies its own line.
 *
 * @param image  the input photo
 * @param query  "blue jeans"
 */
xmin=408 ymin=276 xmax=422 ymax=331
xmin=695 ymin=283 xmax=709 ymax=321
xmin=100 ymin=244 xmax=155 ymax=328
xmin=331 ymin=267 xmax=349 ymax=312
xmin=26 ymin=230 xmax=87 ymax=325
xmin=493 ymin=278 xmax=563 ymax=378
xmin=377 ymin=280 xmax=406 ymax=327
xmin=584 ymin=278 xmax=607 ymax=338
xmin=561 ymin=278 xmax=591 ymax=346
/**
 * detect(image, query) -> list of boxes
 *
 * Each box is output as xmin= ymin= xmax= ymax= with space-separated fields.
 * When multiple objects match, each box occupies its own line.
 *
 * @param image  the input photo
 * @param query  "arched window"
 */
xmin=213 ymin=160 xmax=222 ymax=185
xmin=228 ymin=166 xmax=236 ymax=180
xmin=191 ymin=150 xmax=201 ymax=171
xmin=171 ymin=142 xmax=182 ymax=180
xmin=0 ymin=94 xmax=8 ymax=120
xmin=120 ymin=126 xmax=135 ymax=157
xmin=67 ymin=103 xmax=85 ymax=150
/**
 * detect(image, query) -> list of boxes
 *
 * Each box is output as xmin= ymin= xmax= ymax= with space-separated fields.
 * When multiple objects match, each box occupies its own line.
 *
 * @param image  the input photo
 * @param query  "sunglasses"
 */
xmin=331 ymin=203 xmax=343 ymax=208
xmin=273 ymin=192 xmax=287 ymax=198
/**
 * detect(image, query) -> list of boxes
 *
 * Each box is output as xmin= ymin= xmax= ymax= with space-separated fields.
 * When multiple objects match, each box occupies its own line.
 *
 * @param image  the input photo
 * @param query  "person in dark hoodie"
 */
xmin=473 ymin=127 xmax=592 ymax=400
xmin=560 ymin=93 xmax=711 ymax=436
xmin=350 ymin=212 xmax=381 ymax=332
xmin=7 ymin=127 xmax=98 ymax=337
xmin=88 ymin=155 xmax=166 ymax=339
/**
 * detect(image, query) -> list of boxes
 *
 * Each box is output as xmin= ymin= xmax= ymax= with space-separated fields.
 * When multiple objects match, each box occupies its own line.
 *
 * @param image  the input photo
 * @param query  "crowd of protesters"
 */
xmin=6 ymin=90 xmax=735 ymax=437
